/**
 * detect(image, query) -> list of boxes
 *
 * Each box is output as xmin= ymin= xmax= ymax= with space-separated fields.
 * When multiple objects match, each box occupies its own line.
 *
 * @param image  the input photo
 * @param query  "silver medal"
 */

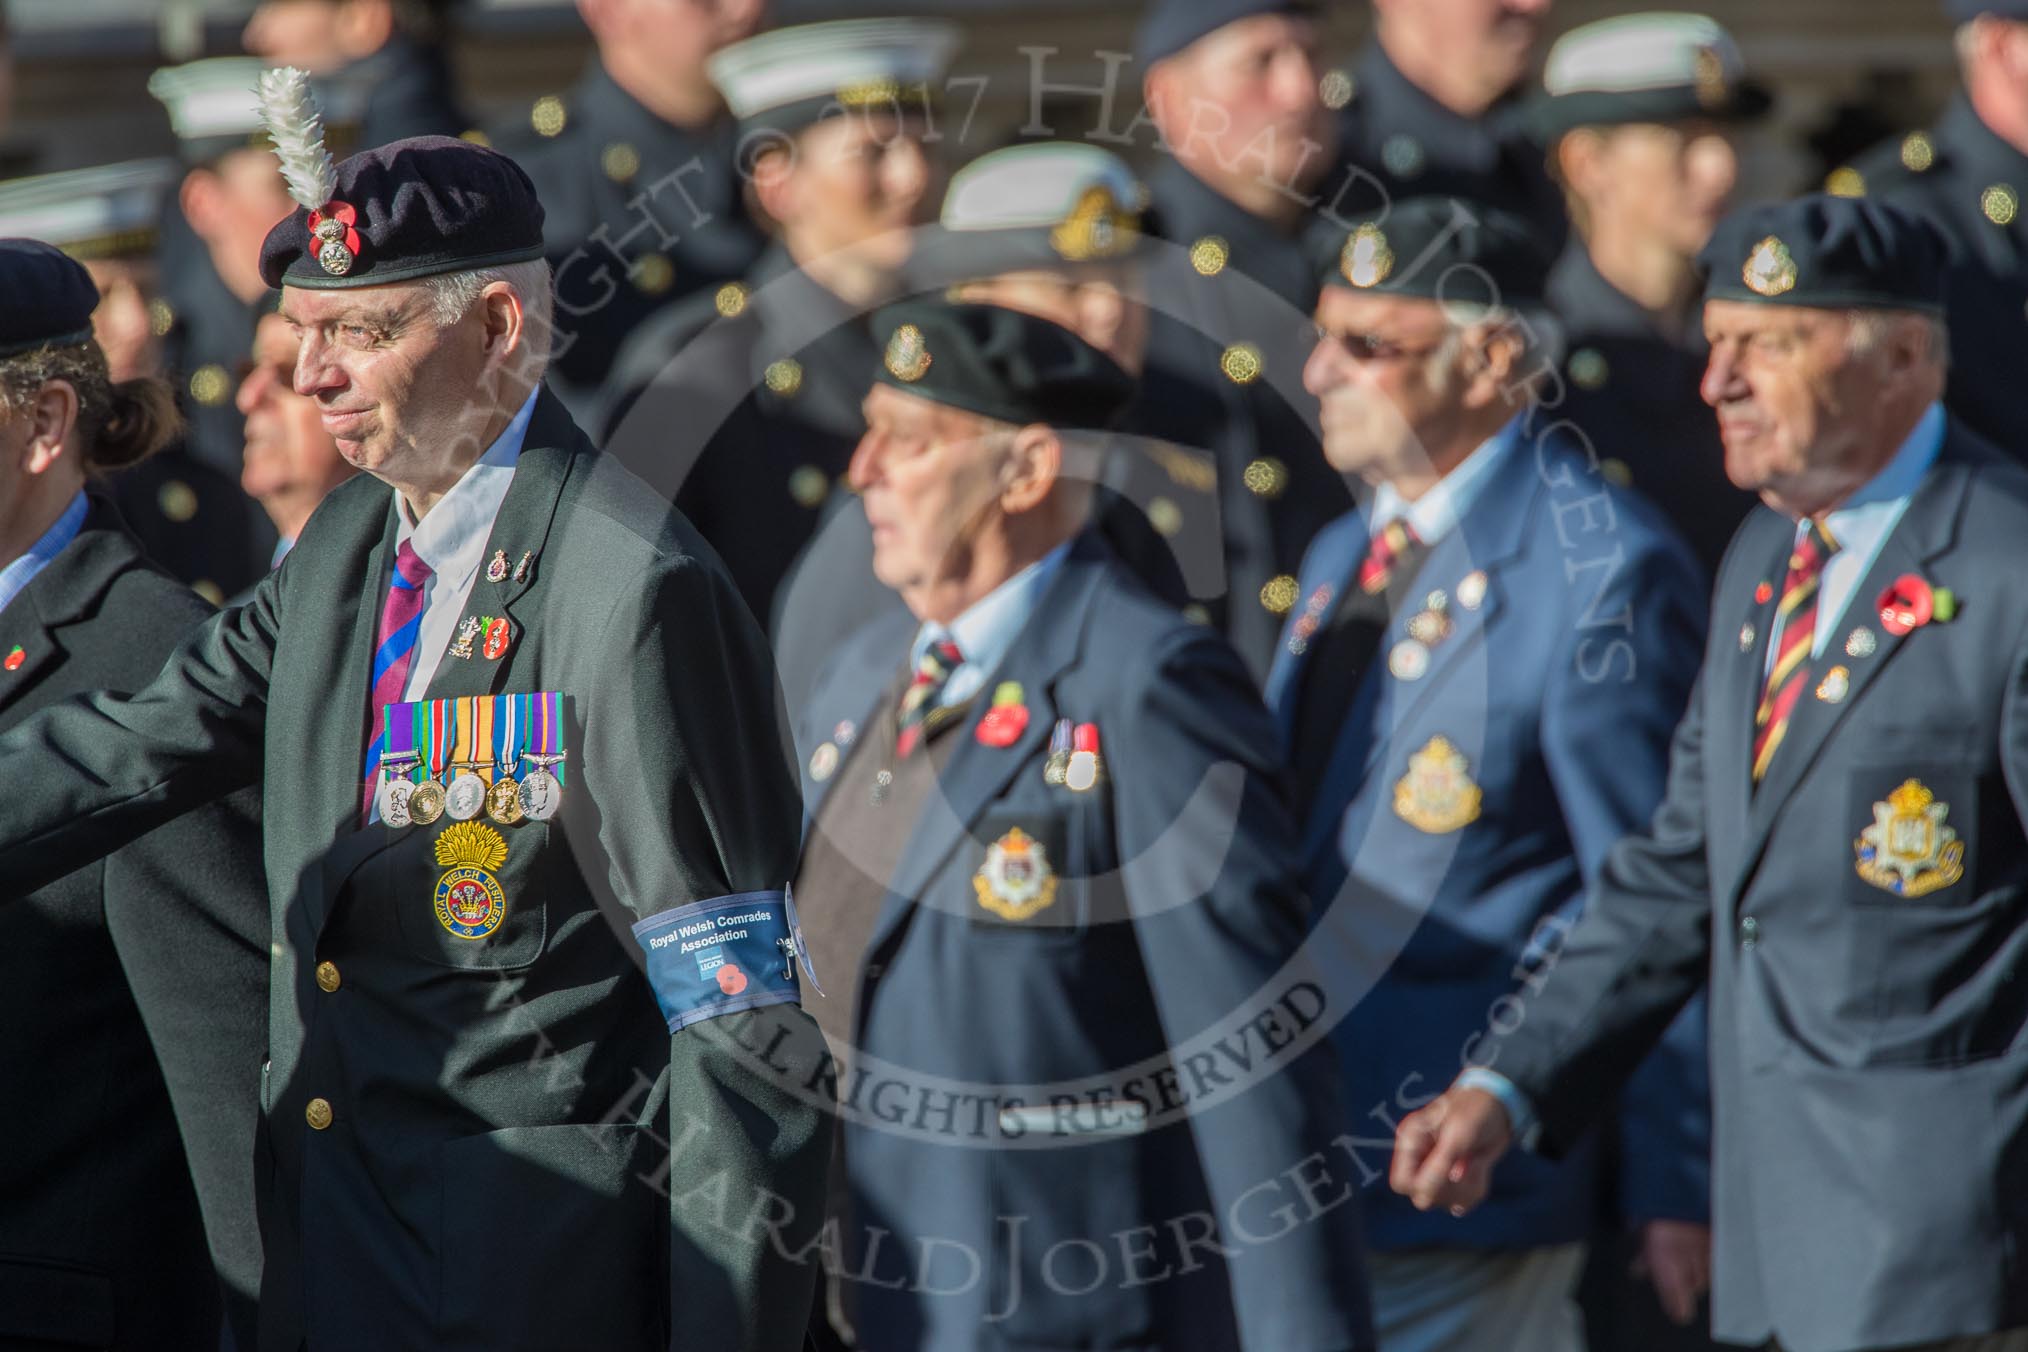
xmin=445 ymin=771 xmax=488 ymax=821
xmin=518 ymin=769 xmax=561 ymax=821
xmin=377 ymin=774 xmax=415 ymax=828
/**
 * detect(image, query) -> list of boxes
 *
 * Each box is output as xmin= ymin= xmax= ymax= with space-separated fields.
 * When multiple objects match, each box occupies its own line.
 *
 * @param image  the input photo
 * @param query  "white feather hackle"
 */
xmin=256 ymin=66 xmax=336 ymax=211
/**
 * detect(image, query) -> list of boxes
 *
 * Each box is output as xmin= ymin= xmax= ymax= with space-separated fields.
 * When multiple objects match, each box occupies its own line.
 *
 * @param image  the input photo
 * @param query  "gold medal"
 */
xmin=408 ymin=779 xmax=447 ymax=824
xmin=485 ymin=776 xmax=525 ymax=825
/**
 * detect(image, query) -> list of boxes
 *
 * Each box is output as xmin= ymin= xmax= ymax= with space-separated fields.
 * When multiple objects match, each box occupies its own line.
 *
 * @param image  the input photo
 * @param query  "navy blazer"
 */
xmin=795 ymin=534 xmax=1375 ymax=1352
xmin=1266 ymin=418 xmax=1713 ymax=1249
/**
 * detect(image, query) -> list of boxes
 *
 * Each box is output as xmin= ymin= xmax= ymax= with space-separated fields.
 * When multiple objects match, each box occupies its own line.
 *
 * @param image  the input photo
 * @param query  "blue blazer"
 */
xmin=796 ymin=534 xmax=1374 ymax=1352
xmin=1265 ymin=418 xmax=1713 ymax=1250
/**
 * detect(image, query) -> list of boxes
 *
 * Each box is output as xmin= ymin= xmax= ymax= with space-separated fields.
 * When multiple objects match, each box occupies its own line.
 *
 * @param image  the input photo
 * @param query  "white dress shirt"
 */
xmin=1368 ymin=421 xmax=1513 ymax=548
xmin=908 ymin=541 xmax=1072 ymax=710
xmin=395 ymin=388 xmax=539 ymax=699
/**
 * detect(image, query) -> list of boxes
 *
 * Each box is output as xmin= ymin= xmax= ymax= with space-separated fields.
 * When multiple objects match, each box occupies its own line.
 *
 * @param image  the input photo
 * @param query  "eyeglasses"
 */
xmin=1312 ymin=325 xmax=1448 ymax=363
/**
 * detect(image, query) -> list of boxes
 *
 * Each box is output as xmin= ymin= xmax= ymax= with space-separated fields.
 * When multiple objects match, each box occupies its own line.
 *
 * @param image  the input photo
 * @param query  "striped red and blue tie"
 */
xmin=361 ymin=540 xmax=433 ymax=819
xmin=1751 ymin=519 xmax=1840 ymax=784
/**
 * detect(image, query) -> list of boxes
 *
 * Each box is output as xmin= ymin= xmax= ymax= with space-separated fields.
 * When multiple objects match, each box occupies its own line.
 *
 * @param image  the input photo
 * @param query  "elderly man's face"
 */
xmin=238 ymin=311 xmax=354 ymax=520
xmin=1303 ymin=288 xmax=1468 ymax=482
xmin=282 ymin=282 xmax=495 ymax=485
xmin=1700 ymin=300 xmax=1883 ymax=505
xmin=849 ymin=383 xmax=1008 ymax=611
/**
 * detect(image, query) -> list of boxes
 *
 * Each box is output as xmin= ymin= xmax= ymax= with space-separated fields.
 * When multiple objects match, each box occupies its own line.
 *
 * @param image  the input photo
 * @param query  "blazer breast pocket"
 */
xmin=1844 ymin=764 xmax=1978 ymax=908
xmin=355 ymin=817 xmax=552 ymax=971
xmin=967 ymin=809 xmax=1088 ymax=943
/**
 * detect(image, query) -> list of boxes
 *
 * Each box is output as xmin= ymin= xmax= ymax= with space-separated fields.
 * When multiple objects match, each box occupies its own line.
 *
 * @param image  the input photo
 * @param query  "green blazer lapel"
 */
xmin=419 ymin=387 xmax=584 ymax=705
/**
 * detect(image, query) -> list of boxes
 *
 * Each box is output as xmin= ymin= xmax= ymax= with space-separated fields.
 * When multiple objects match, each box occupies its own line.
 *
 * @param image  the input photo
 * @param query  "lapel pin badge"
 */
xmin=482 ymin=617 xmax=511 ymax=662
xmin=1065 ymin=722 xmax=1104 ymax=792
xmin=3 ymin=645 xmax=23 ymax=672
xmin=1043 ymin=718 xmax=1073 ymax=786
xmin=512 ymin=550 xmax=533 ymax=584
xmin=976 ymin=681 xmax=1029 ymax=748
xmin=486 ymin=550 xmax=510 ymax=584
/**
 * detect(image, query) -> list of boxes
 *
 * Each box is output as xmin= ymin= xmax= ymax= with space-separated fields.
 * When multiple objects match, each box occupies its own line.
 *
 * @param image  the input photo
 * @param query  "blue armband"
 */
xmin=631 ymin=890 xmax=800 ymax=1033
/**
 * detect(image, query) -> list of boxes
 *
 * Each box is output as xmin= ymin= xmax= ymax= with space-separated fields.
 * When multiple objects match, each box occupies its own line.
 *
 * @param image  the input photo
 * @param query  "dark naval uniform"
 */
xmin=1331 ymin=41 xmax=1567 ymax=254
xmin=1138 ymin=160 xmax=1353 ymax=681
xmin=602 ymin=246 xmax=874 ymax=628
xmin=1837 ymin=94 xmax=2028 ymax=454
xmin=496 ymin=64 xmax=766 ymax=426
xmin=1546 ymin=245 xmax=1756 ymax=581
xmin=0 ymin=498 xmax=268 ymax=1352
xmin=323 ymin=32 xmax=468 ymax=149
xmin=0 ymin=140 xmax=826 ymax=1352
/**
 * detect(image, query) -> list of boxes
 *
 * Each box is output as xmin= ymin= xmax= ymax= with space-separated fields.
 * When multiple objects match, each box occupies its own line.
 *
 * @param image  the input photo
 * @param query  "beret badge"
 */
xmin=1341 ymin=223 xmax=1394 ymax=288
xmin=1049 ymin=185 xmax=1139 ymax=263
xmin=308 ymin=203 xmax=362 ymax=277
xmin=885 ymin=323 xmax=932 ymax=382
xmin=1743 ymin=235 xmax=1798 ymax=297
xmin=258 ymin=67 xmax=365 ymax=280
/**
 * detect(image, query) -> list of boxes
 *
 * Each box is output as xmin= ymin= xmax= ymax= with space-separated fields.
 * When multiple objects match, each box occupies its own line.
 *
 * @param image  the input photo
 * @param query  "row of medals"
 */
xmin=377 ymin=752 xmax=566 ymax=829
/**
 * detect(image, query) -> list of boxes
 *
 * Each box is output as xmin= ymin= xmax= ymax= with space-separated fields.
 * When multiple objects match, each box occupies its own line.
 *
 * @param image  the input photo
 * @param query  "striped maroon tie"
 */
xmin=1751 ymin=519 xmax=1840 ymax=783
xmin=1358 ymin=518 xmax=1419 ymax=595
xmin=361 ymin=540 xmax=433 ymax=818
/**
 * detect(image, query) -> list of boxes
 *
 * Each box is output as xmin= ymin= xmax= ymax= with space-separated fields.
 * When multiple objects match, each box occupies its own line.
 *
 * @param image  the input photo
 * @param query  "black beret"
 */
xmin=870 ymin=300 xmax=1135 ymax=430
xmin=1133 ymin=0 xmax=1318 ymax=68
xmin=1309 ymin=197 xmax=1553 ymax=311
xmin=0 ymin=239 xmax=99 ymax=359
xmin=1946 ymin=1 xmax=2028 ymax=22
xmin=258 ymin=136 xmax=545 ymax=290
xmin=1699 ymin=195 xmax=1946 ymax=313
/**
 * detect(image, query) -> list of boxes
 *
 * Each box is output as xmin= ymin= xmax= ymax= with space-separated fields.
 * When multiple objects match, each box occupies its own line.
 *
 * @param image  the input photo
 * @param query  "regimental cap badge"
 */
xmin=1341 ymin=223 xmax=1394 ymax=288
xmin=885 ymin=322 xmax=932 ymax=382
xmin=1854 ymin=778 xmax=1965 ymax=898
xmin=1743 ymin=235 xmax=1798 ymax=297
xmin=1048 ymin=184 xmax=1139 ymax=262
xmin=257 ymin=67 xmax=359 ymax=277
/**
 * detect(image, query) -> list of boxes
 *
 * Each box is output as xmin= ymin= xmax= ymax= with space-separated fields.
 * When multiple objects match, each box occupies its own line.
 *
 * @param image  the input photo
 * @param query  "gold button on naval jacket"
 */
xmin=765 ymin=358 xmax=804 ymax=396
xmin=315 ymin=961 xmax=341 ymax=992
xmin=158 ymin=479 xmax=199 ymax=523
xmin=1260 ymin=574 xmax=1298 ymax=614
xmin=631 ymin=254 xmax=675 ymax=295
xmin=189 ymin=364 xmax=230 ymax=407
xmin=1984 ymin=184 xmax=2020 ymax=226
xmin=1220 ymin=343 xmax=1263 ymax=385
xmin=714 ymin=282 xmax=750 ymax=318
xmin=1242 ymin=457 xmax=1288 ymax=499
xmin=531 ymin=95 xmax=567 ymax=138
xmin=602 ymin=141 xmax=641 ymax=183
xmin=1190 ymin=236 xmax=1229 ymax=276
xmin=305 ymin=1097 xmax=333 ymax=1130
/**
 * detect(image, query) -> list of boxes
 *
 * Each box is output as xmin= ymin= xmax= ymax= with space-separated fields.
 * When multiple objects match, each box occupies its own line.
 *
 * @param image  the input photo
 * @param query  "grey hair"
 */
xmin=1846 ymin=309 xmax=1951 ymax=368
xmin=421 ymin=258 xmax=556 ymax=362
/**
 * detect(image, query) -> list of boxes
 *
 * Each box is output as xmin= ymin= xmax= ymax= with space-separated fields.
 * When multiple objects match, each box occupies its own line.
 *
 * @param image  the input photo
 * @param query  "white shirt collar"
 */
xmin=1368 ymin=419 xmax=1514 ymax=547
xmin=910 ymin=540 xmax=1073 ymax=707
xmin=395 ymin=387 xmax=539 ymax=584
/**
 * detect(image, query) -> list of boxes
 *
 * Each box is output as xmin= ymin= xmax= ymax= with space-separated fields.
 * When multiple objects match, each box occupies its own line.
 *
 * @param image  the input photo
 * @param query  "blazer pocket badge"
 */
xmin=1393 ymin=735 xmax=1483 ymax=835
xmin=434 ymin=821 xmax=509 ymax=939
xmin=1854 ymin=778 xmax=1965 ymax=898
xmin=974 ymin=826 xmax=1059 ymax=922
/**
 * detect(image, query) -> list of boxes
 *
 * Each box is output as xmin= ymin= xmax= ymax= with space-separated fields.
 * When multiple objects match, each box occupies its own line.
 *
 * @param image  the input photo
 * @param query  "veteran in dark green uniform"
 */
xmin=1534 ymin=13 xmax=1764 ymax=580
xmin=600 ymin=18 xmax=956 ymax=628
xmin=1831 ymin=0 xmax=2028 ymax=455
xmin=0 ymin=241 xmax=268 ymax=1352
xmin=495 ymin=0 xmax=771 ymax=426
xmin=0 ymin=104 xmax=826 ymax=1351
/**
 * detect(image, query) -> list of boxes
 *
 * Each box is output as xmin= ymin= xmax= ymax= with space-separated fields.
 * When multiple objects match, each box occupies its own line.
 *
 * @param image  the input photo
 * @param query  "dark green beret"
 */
xmin=258 ymin=136 xmax=545 ymax=290
xmin=870 ymin=300 xmax=1135 ymax=430
xmin=1309 ymin=197 xmax=1553 ymax=311
xmin=0 ymin=239 xmax=98 ymax=359
xmin=1699 ymin=195 xmax=1946 ymax=313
